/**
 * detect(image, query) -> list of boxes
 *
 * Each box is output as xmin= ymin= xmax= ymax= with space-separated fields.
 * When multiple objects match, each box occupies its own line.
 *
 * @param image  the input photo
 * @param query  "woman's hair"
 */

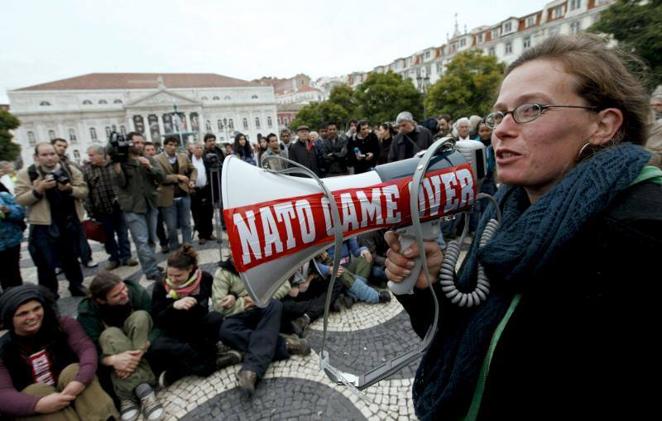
xmin=233 ymin=133 xmax=253 ymax=157
xmin=506 ymin=34 xmax=650 ymax=145
xmin=379 ymin=122 xmax=396 ymax=137
xmin=167 ymin=244 xmax=198 ymax=270
xmin=89 ymin=271 xmax=123 ymax=301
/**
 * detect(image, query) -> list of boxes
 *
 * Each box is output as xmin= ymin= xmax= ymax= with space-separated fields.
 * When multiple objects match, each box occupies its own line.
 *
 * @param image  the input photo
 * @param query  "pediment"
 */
xmin=127 ymin=89 xmax=199 ymax=108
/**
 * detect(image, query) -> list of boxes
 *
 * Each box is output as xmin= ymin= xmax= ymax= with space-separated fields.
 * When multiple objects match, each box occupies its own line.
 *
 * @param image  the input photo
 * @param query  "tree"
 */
xmin=590 ymin=0 xmax=662 ymax=90
xmin=327 ymin=84 xmax=357 ymax=123
xmin=425 ymin=49 xmax=505 ymax=120
xmin=354 ymin=71 xmax=423 ymax=125
xmin=0 ymin=109 xmax=21 ymax=162
xmin=289 ymin=101 xmax=350 ymax=132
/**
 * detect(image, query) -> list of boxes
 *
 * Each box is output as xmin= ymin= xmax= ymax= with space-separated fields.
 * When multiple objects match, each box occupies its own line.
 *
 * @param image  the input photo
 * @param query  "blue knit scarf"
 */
xmin=413 ymin=143 xmax=651 ymax=420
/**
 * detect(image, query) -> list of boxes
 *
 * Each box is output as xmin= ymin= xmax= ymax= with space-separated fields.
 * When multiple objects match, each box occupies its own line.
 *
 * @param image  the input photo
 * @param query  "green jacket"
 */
xmin=77 ymin=280 xmax=159 ymax=352
xmin=113 ymin=157 xmax=164 ymax=213
xmin=211 ymin=268 xmax=291 ymax=317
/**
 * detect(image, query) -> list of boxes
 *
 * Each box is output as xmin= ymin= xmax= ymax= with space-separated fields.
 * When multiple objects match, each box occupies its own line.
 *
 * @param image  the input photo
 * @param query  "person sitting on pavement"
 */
xmin=0 ymin=284 xmax=118 ymax=420
xmin=149 ymin=245 xmax=240 ymax=388
xmin=316 ymin=238 xmax=391 ymax=306
xmin=279 ymin=260 xmax=345 ymax=338
xmin=212 ymin=257 xmax=311 ymax=398
xmin=77 ymin=272 xmax=164 ymax=421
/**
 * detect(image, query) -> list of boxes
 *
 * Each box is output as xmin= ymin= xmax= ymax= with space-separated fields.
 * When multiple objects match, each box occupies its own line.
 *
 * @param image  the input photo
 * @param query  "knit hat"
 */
xmin=0 ymin=284 xmax=47 ymax=331
xmin=395 ymin=111 xmax=414 ymax=125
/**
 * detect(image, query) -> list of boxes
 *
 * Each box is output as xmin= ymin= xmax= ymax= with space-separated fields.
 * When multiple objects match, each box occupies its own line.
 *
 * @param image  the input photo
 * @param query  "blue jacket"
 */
xmin=0 ymin=192 xmax=25 ymax=251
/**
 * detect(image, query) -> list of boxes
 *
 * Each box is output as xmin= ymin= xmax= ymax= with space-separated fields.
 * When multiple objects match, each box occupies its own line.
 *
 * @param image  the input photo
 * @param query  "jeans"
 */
xmin=347 ymin=276 xmax=379 ymax=303
xmin=98 ymin=206 xmax=131 ymax=263
xmin=160 ymin=196 xmax=192 ymax=250
xmin=28 ymin=223 xmax=84 ymax=297
xmin=218 ymin=299 xmax=289 ymax=379
xmin=124 ymin=206 xmax=159 ymax=278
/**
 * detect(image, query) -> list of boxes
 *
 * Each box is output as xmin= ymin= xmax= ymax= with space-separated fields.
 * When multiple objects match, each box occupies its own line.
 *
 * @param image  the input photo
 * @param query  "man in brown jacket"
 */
xmin=154 ymin=136 xmax=197 ymax=249
xmin=14 ymin=143 xmax=88 ymax=298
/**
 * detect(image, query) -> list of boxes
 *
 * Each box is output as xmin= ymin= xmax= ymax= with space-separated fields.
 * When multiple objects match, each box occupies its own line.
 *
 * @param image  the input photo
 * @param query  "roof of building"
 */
xmin=15 ymin=73 xmax=259 ymax=91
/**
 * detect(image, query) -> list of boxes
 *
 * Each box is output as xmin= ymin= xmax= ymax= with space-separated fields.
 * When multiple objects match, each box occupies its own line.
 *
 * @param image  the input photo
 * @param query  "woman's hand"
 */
xmin=360 ymin=249 xmax=373 ymax=264
xmin=173 ymin=296 xmax=197 ymax=310
xmin=34 ymin=392 xmax=75 ymax=413
xmin=219 ymin=295 xmax=236 ymax=309
xmin=60 ymin=380 xmax=85 ymax=398
xmin=384 ymin=230 xmax=444 ymax=289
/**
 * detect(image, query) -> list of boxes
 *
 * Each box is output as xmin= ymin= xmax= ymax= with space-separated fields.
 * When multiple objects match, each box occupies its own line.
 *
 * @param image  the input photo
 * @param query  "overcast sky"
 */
xmin=1 ymin=0 xmax=548 ymax=103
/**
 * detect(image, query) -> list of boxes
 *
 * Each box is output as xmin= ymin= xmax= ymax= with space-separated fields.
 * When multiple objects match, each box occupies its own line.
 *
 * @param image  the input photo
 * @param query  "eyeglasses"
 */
xmin=485 ymin=103 xmax=598 ymax=129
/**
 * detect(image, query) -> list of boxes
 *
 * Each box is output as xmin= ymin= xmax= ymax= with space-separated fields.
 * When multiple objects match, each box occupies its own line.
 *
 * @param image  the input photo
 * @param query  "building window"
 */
xmin=206 ymin=120 xmax=212 ymax=132
xmin=113 ymin=99 xmax=123 ymax=104
xmin=267 ymin=116 xmax=273 ymax=128
xmin=120 ymin=125 xmax=126 ymax=135
xmin=27 ymin=131 xmax=36 ymax=146
xmin=505 ymin=42 xmax=513 ymax=55
xmin=212 ymin=96 xmax=220 ymax=101
xmin=570 ymin=21 xmax=581 ymax=33
xmin=504 ymin=22 xmax=512 ymax=33
xmin=460 ymin=38 xmax=466 ymax=47
xmin=218 ymin=120 xmax=223 ymax=130
xmin=425 ymin=51 xmax=431 ymax=59
xmin=569 ymin=0 xmax=582 ymax=10
xmin=523 ymin=36 xmax=531 ymax=49
xmin=242 ymin=118 xmax=249 ymax=130
xmin=82 ymin=100 xmax=92 ymax=105
xmin=105 ymin=127 xmax=111 ymax=138
xmin=251 ymin=95 xmax=258 ymax=99
xmin=68 ymin=128 xmax=77 ymax=143
xmin=73 ymin=150 xmax=80 ymax=162
xmin=224 ymin=95 xmax=232 ymax=100
xmin=488 ymin=47 xmax=496 ymax=56
xmin=90 ymin=128 xmax=98 ymax=142
xmin=491 ymin=28 xmax=500 ymax=39
xmin=201 ymin=96 xmax=208 ymax=100
xmin=48 ymin=130 xmax=56 ymax=140
xmin=526 ymin=16 xmax=536 ymax=28
xmin=477 ymin=33 xmax=484 ymax=43
xmin=255 ymin=117 xmax=261 ymax=129
xmin=40 ymin=101 xmax=51 ymax=106
xmin=552 ymin=5 xmax=564 ymax=19
xmin=229 ymin=119 xmax=234 ymax=129
xmin=99 ymin=99 xmax=108 ymax=105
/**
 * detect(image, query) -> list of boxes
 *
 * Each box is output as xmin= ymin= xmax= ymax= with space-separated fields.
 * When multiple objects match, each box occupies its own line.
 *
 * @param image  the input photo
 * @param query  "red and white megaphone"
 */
xmin=222 ymin=143 xmax=483 ymax=308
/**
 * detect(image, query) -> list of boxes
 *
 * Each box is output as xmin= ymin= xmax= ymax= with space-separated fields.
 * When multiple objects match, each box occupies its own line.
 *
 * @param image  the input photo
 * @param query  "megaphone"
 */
xmin=222 ymin=144 xmax=481 ymax=307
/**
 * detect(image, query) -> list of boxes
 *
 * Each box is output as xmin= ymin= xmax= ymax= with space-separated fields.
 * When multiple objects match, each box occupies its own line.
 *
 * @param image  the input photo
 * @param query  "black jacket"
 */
xmin=388 ymin=125 xmax=433 ymax=162
xmin=398 ymin=180 xmax=662 ymax=420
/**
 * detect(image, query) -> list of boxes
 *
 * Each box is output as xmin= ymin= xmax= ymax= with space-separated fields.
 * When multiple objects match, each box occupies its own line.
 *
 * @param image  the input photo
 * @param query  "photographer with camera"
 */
xmin=15 ymin=143 xmax=88 ymax=298
xmin=111 ymin=132 xmax=165 ymax=281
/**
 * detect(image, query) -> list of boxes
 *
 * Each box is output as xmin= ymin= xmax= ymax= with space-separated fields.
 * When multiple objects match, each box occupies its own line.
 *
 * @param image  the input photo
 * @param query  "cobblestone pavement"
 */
xmin=15 ymin=233 xmax=422 ymax=420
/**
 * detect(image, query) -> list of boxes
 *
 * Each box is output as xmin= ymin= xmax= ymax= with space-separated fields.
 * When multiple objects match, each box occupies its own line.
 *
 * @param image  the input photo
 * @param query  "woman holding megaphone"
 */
xmin=384 ymin=34 xmax=662 ymax=420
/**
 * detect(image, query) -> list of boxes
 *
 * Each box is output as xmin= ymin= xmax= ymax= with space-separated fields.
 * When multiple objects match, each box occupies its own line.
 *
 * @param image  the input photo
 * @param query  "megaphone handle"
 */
xmin=388 ymin=220 xmax=440 ymax=295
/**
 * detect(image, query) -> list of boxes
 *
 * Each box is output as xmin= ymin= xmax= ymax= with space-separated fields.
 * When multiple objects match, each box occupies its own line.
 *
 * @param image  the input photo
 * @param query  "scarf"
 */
xmin=164 ymin=268 xmax=202 ymax=299
xmin=413 ymin=143 xmax=651 ymax=419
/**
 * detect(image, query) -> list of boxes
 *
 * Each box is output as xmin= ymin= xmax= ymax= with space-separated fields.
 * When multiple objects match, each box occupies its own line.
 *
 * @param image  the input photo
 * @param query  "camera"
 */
xmin=50 ymin=167 xmax=70 ymax=184
xmin=205 ymin=152 xmax=221 ymax=169
xmin=107 ymin=132 xmax=132 ymax=163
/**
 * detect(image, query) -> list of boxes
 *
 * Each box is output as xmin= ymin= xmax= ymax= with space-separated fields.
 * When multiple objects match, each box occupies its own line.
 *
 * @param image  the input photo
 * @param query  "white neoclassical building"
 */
xmin=8 ymin=73 xmax=278 ymax=165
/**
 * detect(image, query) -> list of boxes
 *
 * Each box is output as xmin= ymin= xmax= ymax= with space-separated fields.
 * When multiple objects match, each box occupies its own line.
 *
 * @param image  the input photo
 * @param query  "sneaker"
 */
xmin=135 ymin=383 xmax=163 ymax=421
xmin=160 ymin=246 xmax=170 ymax=254
xmin=290 ymin=314 xmax=311 ymax=338
xmin=105 ymin=260 xmax=120 ymax=271
xmin=121 ymin=258 xmax=139 ymax=267
xmin=378 ymin=290 xmax=392 ymax=303
xmin=285 ymin=336 xmax=311 ymax=356
xmin=236 ymin=370 xmax=257 ymax=398
xmin=216 ymin=350 xmax=243 ymax=369
xmin=82 ymin=260 xmax=99 ymax=268
xmin=120 ymin=399 xmax=140 ymax=421
xmin=157 ymin=370 xmax=178 ymax=389
xmin=198 ymin=238 xmax=207 ymax=245
xmin=208 ymin=234 xmax=217 ymax=241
